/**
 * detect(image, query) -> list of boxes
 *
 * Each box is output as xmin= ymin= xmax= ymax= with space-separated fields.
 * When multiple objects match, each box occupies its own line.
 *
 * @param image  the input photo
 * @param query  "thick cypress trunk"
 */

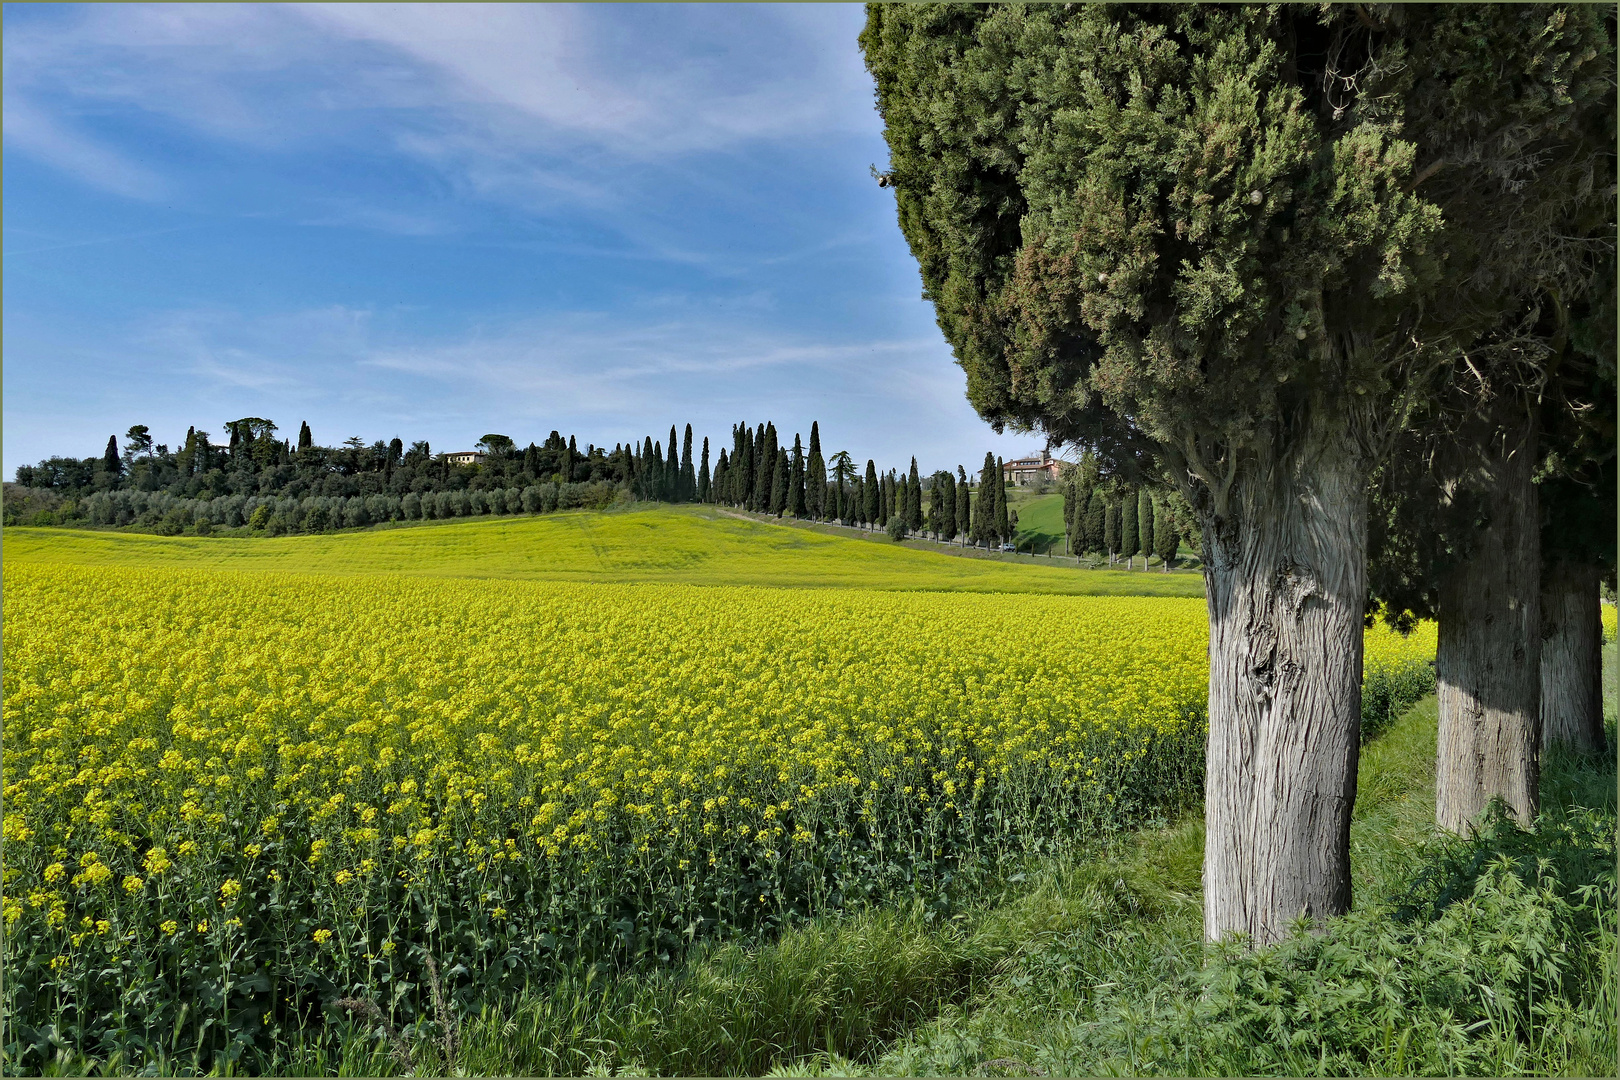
xmin=1435 ymin=432 xmax=1541 ymax=831
xmin=1202 ymin=426 xmax=1365 ymax=946
xmin=1539 ymin=559 xmax=1603 ymax=753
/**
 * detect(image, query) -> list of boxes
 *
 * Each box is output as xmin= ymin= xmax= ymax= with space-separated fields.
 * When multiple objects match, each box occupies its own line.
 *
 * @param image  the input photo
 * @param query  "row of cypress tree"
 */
xmin=1062 ymin=482 xmax=1184 ymax=570
xmin=706 ymin=424 xmax=1025 ymax=550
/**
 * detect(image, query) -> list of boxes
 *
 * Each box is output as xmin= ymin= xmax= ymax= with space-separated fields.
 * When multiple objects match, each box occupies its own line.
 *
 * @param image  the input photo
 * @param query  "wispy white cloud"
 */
xmin=2 ymin=4 xmax=874 ymax=206
xmin=0 ymin=95 xmax=170 ymax=200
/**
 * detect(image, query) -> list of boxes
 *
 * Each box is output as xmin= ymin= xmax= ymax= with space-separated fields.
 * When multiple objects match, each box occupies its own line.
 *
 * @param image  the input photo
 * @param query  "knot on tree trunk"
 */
xmin=1274 ymin=556 xmax=1323 ymax=618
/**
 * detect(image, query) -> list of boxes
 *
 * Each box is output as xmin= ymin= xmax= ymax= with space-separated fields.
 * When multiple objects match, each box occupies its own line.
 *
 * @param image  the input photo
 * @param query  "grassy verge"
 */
xmin=252 ymin=663 xmax=1613 ymax=1078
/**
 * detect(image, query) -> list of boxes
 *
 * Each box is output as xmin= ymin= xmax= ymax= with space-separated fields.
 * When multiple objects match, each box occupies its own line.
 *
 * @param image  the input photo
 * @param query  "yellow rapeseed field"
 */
xmin=1 ymin=560 xmax=1437 ymax=1069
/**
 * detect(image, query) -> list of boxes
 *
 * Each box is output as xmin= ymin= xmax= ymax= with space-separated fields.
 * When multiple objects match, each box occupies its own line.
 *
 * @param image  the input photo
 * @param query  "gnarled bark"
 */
xmin=1435 ymin=429 xmax=1541 ymax=832
xmin=1201 ymin=422 xmax=1366 ymax=946
xmin=1540 ymin=559 xmax=1604 ymax=752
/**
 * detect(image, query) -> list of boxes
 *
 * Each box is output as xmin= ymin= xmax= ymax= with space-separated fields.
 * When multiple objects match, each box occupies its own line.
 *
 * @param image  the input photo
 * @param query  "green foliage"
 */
xmin=1359 ymin=656 xmax=1437 ymax=743
xmin=1138 ymin=489 xmax=1154 ymax=561
xmin=905 ymin=459 xmax=922 ymax=533
xmin=861 ymin=702 xmax=1617 ymax=1080
xmin=1120 ymin=488 xmax=1139 ymax=560
xmin=861 ymin=5 xmax=1448 ymax=473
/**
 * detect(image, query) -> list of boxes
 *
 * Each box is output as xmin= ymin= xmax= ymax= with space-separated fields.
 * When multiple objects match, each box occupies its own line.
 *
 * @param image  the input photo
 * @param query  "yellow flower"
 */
xmin=196 ymin=920 xmax=209 ymax=934
xmin=72 ymin=862 xmax=114 ymax=888
xmin=160 ymin=920 xmax=179 ymax=935
xmin=143 ymin=848 xmax=171 ymax=876
xmin=333 ymin=870 xmax=354 ymax=886
xmin=313 ymin=928 xmax=333 ymax=945
xmin=219 ymin=879 xmax=241 ymax=902
xmin=121 ymin=875 xmax=144 ymax=894
xmin=43 ymin=863 xmax=66 ymax=885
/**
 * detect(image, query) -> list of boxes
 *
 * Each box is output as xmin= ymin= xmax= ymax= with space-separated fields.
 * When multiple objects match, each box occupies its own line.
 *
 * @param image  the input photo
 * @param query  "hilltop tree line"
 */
xmin=864 ymin=2 xmax=1615 ymax=948
xmin=6 ymin=417 xmax=1035 ymax=550
xmin=709 ymin=420 xmax=1033 ymax=550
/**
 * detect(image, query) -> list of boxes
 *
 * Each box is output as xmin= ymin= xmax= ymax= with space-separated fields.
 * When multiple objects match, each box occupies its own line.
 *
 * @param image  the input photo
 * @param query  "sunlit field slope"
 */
xmin=2 ymin=504 xmax=1204 ymax=596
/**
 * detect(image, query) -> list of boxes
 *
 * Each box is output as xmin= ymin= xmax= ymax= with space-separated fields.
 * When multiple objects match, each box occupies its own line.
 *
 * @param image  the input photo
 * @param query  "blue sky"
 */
xmin=3 ymin=3 xmax=1043 ymax=480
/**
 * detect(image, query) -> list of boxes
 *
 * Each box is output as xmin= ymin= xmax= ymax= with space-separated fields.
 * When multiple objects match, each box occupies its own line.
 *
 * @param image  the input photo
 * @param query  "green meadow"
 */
xmin=3 ymin=505 xmax=1206 ymax=596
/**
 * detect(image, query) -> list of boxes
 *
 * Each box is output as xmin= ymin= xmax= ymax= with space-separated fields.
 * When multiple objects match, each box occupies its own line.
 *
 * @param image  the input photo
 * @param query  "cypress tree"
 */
xmin=860 ymin=461 xmax=877 ymax=527
xmin=861 ymin=3 xmax=1616 ymax=943
xmin=790 ymin=433 xmax=806 ymax=517
xmin=956 ymin=466 xmax=971 ymax=546
xmin=906 ymin=457 xmax=923 ymax=532
xmin=806 ymin=422 xmax=826 ymax=519
xmin=993 ymin=459 xmax=1009 ymax=545
xmin=1138 ymin=489 xmax=1154 ymax=565
xmin=1077 ymin=486 xmax=1095 ymax=553
xmin=665 ymin=426 xmax=679 ymax=500
xmin=298 ymin=421 xmax=312 ymax=452
xmin=972 ymin=453 xmax=995 ymax=546
xmin=698 ymin=437 xmax=711 ymax=503
xmin=923 ymin=472 xmax=940 ymax=537
xmin=1079 ymin=486 xmax=1094 ymax=551
xmin=1066 ymin=488 xmax=1081 ymax=555
xmin=712 ymin=447 xmax=727 ymax=504
xmin=681 ymin=424 xmax=696 ymax=502
xmin=1155 ymin=503 xmax=1179 ymax=570
xmin=642 ymin=437 xmax=657 ymax=500
xmin=770 ymin=448 xmax=789 ymax=515
xmin=1121 ymin=487 xmax=1139 ymax=569
xmin=563 ymin=435 xmax=576 ymax=483
xmin=1062 ymin=479 xmax=1077 ymax=553
xmin=176 ymin=426 xmax=197 ymax=477
xmin=878 ymin=472 xmax=891 ymax=527
xmin=748 ymin=424 xmax=769 ymax=511
xmin=103 ymin=435 xmax=121 ymax=476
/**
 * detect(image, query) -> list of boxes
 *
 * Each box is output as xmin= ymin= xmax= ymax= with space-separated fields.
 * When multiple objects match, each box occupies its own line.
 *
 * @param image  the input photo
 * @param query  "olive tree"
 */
xmin=861 ymin=3 xmax=1605 ymax=943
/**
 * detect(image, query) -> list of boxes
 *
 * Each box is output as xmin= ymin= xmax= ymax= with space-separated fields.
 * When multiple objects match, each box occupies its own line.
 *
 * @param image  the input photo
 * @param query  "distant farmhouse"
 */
xmin=1003 ymin=449 xmax=1059 ymax=486
xmin=444 ymin=451 xmax=487 ymax=466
